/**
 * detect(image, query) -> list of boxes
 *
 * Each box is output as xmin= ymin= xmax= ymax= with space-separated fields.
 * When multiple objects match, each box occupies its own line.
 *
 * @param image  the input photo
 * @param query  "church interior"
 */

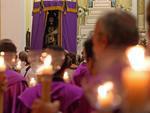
xmin=0 ymin=0 xmax=150 ymax=113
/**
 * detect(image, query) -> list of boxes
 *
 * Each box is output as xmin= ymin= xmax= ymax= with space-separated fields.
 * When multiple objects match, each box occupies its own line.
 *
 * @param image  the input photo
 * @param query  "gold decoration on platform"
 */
xmin=116 ymin=0 xmax=132 ymax=11
xmin=137 ymin=0 xmax=145 ymax=32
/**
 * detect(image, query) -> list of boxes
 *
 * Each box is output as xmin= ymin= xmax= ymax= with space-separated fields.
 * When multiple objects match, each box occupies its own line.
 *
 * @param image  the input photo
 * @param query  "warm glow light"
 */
xmin=37 ymin=54 xmax=53 ymax=75
xmin=0 ymin=56 xmax=6 ymax=72
xmin=126 ymin=45 xmax=146 ymax=71
xmin=0 ymin=52 xmax=5 ymax=56
xmin=44 ymin=55 xmax=52 ymax=66
xmin=41 ymin=52 xmax=48 ymax=58
xmin=98 ymin=81 xmax=114 ymax=98
xmin=16 ymin=60 xmax=22 ymax=70
xmin=63 ymin=71 xmax=69 ymax=82
xmin=97 ymin=81 xmax=114 ymax=108
xmin=29 ymin=78 xmax=37 ymax=87
xmin=11 ymin=58 xmax=16 ymax=63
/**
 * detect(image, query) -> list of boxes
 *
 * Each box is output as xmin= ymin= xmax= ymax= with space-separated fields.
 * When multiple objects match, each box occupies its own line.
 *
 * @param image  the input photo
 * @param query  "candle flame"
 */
xmin=16 ymin=60 xmax=22 ymax=70
xmin=44 ymin=55 xmax=52 ymax=66
xmin=0 ymin=56 xmax=6 ymax=71
xmin=126 ymin=45 xmax=146 ymax=71
xmin=63 ymin=71 xmax=69 ymax=82
xmin=97 ymin=81 xmax=114 ymax=98
xmin=36 ymin=54 xmax=53 ymax=75
xmin=29 ymin=78 xmax=37 ymax=87
xmin=0 ymin=52 xmax=5 ymax=56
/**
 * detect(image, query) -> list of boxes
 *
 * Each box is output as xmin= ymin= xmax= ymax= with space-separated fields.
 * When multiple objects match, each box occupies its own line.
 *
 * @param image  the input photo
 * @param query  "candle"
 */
xmin=42 ymin=55 xmax=53 ymax=75
xmin=0 ymin=56 xmax=6 ymax=72
xmin=0 ymin=55 xmax=6 ymax=113
xmin=122 ymin=45 xmax=149 ymax=112
xmin=63 ymin=71 xmax=70 ymax=83
xmin=37 ymin=54 xmax=53 ymax=102
xmin=29 ymin=78 xmax=37 ymax=87
xmin=97 ymin=81 xmax=114 ymax=109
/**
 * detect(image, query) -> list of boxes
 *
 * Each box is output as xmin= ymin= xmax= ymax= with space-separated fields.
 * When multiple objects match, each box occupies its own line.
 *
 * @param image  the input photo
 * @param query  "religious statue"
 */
xmin=115 ymin=0 xmax=132 ymax=11
xmin=44 ymin=11 xmax=58 ymax=48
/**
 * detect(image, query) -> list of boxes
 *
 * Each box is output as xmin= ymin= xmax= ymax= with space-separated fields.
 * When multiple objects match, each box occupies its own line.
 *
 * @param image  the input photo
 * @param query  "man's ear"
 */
xmin=99 ymin=37 xmax=108 ymax=48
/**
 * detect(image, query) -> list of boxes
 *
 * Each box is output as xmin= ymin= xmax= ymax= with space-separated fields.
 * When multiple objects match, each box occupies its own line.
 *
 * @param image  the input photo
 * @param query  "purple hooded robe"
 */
xmin=18 ymin=81 xmax=92 ymax=113
xmin=72 ymin=63 xmax=91 ymax=87
xmin=4 ymin=69 xmax=27 ymax=113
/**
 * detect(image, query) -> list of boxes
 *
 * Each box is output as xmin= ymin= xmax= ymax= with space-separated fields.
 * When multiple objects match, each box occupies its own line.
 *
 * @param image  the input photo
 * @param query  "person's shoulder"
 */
xmin=6 ymin=69 xmax=23 ymax=77
xmin=5 ymin=69 xmax=26 ymax=85
xmin=58 ymin=82 xmax=83 ymax=98
xmin=18 ymin=84 xmax=41 ymax=109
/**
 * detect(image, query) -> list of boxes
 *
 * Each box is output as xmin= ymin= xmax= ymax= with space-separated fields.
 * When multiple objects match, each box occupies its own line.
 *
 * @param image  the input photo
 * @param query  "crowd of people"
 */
xmin=1 ymin=1 xmax=150 ymax=113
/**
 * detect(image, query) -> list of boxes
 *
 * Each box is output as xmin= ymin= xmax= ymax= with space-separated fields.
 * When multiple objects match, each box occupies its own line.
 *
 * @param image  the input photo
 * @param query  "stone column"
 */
xmin=137 ymin=0 xmax=145 ymax=32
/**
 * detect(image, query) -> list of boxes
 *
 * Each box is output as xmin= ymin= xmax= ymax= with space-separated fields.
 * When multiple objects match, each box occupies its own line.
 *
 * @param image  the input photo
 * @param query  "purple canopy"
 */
xmin=31 ymin=1 xmax=77 ymax=53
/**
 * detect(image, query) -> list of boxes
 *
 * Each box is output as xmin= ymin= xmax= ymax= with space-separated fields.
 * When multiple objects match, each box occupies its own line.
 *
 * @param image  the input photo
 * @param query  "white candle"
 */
xmin=97 ymin=81 xmax=114 ymax=109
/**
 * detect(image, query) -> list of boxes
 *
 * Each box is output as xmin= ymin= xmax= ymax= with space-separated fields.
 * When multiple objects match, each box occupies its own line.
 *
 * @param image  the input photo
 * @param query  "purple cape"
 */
xmin=4 ymin=70 xmax=27 ymax=113
xmin=18 ymin=82 xmax=92 ymax=113
xmin=72 ymin=63 xmax=91 ymax=87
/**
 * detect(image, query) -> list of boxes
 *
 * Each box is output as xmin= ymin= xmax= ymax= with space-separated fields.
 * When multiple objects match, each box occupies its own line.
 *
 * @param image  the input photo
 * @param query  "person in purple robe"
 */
xmin=72 ymin=35 xmax=96 ymax=87
xmin=0 ymin=39 xmax=28 ymax=113
xmin=83 ymin=11 xmax=139 ymax=113
xmin=17 ymin=46 xmax=92 ymax=113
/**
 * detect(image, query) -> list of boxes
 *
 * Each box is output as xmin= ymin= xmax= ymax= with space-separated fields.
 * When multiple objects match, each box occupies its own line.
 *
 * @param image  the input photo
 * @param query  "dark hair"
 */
xmin=68 ymin=52 xmax=76 ymax=64
xmin=45 ymin=46 xmax=70 ymax=81
xmin=53 ymin=52 xmax=72 ymax=82
xmin=19 ymin=51 xmax=29 ymax=65
xmin=147 ymin=0 xmax=150 ymax=27
xmin=84 ymin=38 xmax=94 ymax=60
xmin=97 ymin=11 xmax=139 ymax=48
xmin=0 ymin=39 xmax=17 ymax=53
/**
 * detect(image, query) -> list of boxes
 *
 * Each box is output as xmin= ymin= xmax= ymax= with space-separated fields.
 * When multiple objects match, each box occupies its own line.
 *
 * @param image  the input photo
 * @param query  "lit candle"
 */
xmin=97 ymin=81 xmax=114 ymax=109
xmin=37 ymin=54 xmax=53 ymax=102
xmin=63 ymin=71 xmax=70 ymax=83
xmin=41 ymin=55 xmax=53 ymax=75
xmin=0 ymin=56 xmax=6 ymax=72
xmin=122 ymin=45 xmax=149 ymax=112
xmin=29 ymin=78 xmax=37 ymax=87
xmin=0 ymin=55 xmax=6 ymax=113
